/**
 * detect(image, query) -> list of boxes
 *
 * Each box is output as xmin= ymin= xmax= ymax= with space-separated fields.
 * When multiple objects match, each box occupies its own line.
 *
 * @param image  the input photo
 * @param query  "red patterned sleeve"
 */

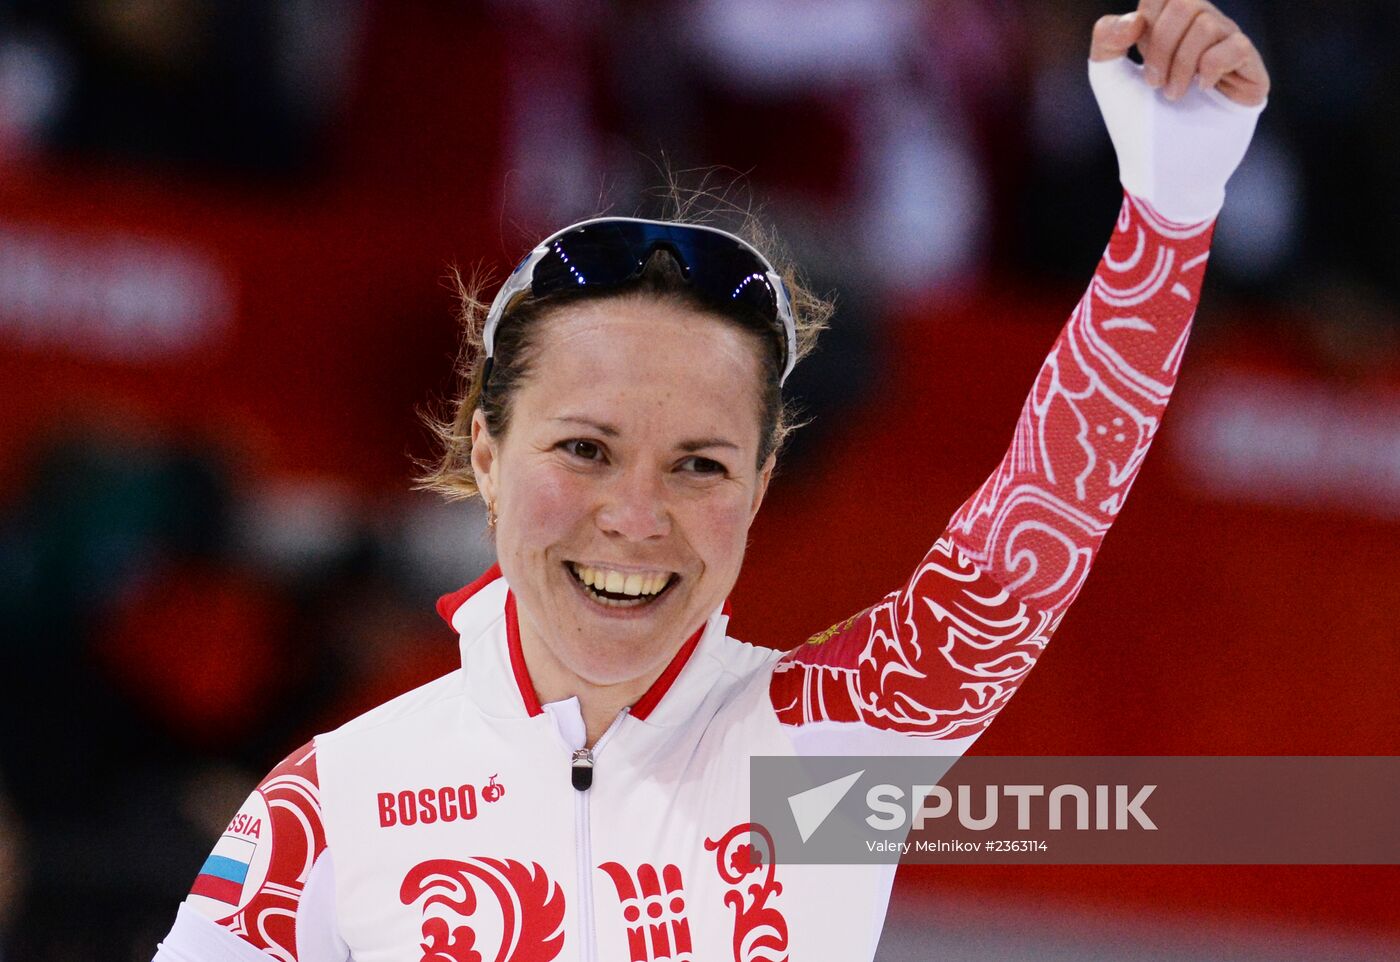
xmin=771 ymin=194 xmax=1214 ymax=744
xmin=184 ymin=741 xmax=330 ymax=960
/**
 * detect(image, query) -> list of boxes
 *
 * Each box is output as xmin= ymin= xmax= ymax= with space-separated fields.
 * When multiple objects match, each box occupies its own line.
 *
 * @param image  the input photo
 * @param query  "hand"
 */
xmin=1090 ymin=1 xmax=1269 ymax=107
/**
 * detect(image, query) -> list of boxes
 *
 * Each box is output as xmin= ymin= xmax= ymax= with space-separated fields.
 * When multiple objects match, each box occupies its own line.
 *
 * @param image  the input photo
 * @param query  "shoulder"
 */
xmin=173 ymin=671 xmax=467 ymax=957
xmin=713 ymin=630 xmax=786 ymax=677
xmin=318 ymin=669 xmax=467 ymax=745
xmin=182 ymin=740 xmax=329 ymax=957
xmin=306 ymin=670 xmax=473 ymax=805
xmin=706 ymin=629 xmax=786 ymax=709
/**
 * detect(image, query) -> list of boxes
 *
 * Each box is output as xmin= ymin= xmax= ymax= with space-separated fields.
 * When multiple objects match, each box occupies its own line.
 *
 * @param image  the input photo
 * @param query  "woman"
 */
xmin=155 ymin=4 xmax=1268 ymax=960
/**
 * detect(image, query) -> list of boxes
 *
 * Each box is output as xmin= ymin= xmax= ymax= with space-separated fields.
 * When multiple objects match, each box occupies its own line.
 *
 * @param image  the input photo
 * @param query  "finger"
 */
xmin=1142 ymin=0 xmax=1205 ymax=88
xmin=1165 ymin=12 xmax=1231 ymax=100
xmin=1197 ymin=33 xmax=1250 ymax=89
xmin=1090 ymin=10 xmax=1150 ymax=62
xmin=1136 ymin=0 xmax=1168 ymax=24
xmin=1230 ymin=35 xmax=1271 ymax=99
xmin=1198 ymin=32 xmax=1268 ymax=104
xmin=1217 ymin=71 xmax=1268 ymax=107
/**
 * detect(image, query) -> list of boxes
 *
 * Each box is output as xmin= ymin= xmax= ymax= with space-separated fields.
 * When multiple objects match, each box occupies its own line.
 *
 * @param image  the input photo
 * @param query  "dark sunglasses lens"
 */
xmin=683 ymin=241 xmax=778 ymax=319
xmin=531 ymin=224 xmax=647 ymax=295
xmin=530 ymin=222 xmax=778 ymax=321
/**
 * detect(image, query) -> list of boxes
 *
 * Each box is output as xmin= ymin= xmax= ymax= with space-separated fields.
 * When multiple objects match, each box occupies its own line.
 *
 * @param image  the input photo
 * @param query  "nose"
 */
xmin=595 ymin=466 xmax=671 ymax=542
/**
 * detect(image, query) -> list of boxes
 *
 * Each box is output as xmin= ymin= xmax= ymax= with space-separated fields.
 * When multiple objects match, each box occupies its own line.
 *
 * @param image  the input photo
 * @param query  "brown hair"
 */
xmin=416 ymin=204 xmax=832 ymax=502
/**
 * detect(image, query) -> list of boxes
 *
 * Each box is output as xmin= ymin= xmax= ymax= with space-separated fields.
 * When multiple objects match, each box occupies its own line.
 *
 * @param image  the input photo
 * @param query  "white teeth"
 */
xmin=570 ymin=563 xmax=672 ymax=601
xmin=592 ymin=593 xmax=641 ymax=608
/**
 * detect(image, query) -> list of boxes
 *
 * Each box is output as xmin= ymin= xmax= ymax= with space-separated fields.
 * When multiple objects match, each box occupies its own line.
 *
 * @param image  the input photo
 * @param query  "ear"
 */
xmin=749 ymin=452 xmax=777 ymax=521
xmin=469 ymin=409 xmax=498 ymax=506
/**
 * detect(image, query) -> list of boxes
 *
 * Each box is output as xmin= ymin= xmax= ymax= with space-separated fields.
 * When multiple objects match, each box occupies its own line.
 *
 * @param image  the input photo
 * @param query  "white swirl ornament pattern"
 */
xmin=773 ymin=194 xmax=1214 ymax=739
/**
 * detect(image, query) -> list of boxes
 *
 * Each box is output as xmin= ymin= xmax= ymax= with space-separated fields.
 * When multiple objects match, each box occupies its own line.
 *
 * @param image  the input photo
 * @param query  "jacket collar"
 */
xmin=439 ymin=565 xmax=730 ymax=727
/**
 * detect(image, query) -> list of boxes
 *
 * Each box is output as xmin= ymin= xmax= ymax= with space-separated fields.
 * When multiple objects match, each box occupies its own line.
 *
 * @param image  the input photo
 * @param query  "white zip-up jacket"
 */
xmin=154 ymin=56 xmax=1262 ymax=962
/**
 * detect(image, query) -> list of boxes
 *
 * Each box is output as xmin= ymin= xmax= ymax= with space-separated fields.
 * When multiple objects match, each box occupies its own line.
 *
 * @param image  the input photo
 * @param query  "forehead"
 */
xmin=514 ymin=295 xmax=767 ymax=441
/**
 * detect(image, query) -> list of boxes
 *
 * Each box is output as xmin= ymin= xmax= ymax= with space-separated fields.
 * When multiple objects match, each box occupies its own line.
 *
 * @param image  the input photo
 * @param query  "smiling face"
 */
xmin=470 ymin=293 xmax=775 ymax=694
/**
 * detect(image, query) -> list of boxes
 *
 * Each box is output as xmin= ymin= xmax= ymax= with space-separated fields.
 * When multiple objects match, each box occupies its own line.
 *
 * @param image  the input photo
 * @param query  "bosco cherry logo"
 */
xmin=482 ymin=774 xmax=505 ymax=803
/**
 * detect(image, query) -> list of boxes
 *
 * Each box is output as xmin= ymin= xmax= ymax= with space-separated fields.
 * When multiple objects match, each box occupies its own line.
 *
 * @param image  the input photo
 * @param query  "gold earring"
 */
xmin=486 ymin=498 xmax=498 ymax=529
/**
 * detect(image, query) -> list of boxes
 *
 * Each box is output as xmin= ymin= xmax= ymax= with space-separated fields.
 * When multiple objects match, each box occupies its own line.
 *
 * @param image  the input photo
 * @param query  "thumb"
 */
xmin=1090 ymin=11 xmax=1148 ymax=62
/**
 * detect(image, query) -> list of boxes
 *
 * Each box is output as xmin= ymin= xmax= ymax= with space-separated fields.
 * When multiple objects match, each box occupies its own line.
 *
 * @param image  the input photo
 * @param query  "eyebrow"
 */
xmin=551 ymin=416 xmax=619 ymax=437
xmin=678 ymin=438 xmax=740 ymax=453
xmin=550 ymin=417 xmax=740 ymax=453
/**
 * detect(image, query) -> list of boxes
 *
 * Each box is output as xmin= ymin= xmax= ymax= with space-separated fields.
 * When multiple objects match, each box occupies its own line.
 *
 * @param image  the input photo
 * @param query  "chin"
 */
xmin=563 ymin=634 xmax=674 ymax=687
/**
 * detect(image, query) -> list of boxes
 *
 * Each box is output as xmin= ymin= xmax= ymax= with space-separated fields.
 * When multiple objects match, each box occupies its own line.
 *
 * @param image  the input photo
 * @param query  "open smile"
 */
xmin=566 ymin=561 xmax=679 ymax=609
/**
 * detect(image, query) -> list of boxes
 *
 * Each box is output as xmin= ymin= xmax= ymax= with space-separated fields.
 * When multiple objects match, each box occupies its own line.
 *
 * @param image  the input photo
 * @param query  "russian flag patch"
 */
xmin=191 ymin=836 xmax=257 ymax=905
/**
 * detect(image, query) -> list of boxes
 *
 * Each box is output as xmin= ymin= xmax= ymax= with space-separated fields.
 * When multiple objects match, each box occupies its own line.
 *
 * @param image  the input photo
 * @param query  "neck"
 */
xmin=516 ymin=624 xmax=674 ymax=748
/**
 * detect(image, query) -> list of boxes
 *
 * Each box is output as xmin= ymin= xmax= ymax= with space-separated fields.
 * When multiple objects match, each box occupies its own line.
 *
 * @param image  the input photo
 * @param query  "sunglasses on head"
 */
xmin=482 ymin=218 xmax=798 ymax=386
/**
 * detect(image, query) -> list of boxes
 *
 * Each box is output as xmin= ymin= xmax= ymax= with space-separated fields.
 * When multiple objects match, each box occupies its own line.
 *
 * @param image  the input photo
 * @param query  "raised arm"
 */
xmin=770 ymin=2 xmax=1267 ymax=753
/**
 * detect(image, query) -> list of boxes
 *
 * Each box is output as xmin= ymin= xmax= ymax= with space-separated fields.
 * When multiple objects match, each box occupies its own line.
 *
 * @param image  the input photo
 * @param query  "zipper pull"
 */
xmin=571 ymin=748 xmax=594 ymax=791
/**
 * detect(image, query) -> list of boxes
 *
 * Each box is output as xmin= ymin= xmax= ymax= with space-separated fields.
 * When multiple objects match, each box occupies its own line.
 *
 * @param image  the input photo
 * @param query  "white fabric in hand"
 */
xmin=1088 ymin=55 xmax=1265 ymax=222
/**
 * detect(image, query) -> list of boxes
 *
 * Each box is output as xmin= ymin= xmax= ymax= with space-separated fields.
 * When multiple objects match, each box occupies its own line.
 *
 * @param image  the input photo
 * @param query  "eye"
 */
xmin=680 ymin=456 xmax=728 ymax=476
xmin=559 ymin=439 xmax=605 ymax=462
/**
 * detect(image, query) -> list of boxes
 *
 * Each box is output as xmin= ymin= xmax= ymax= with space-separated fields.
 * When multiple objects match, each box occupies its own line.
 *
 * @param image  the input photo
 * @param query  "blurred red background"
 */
xmin=2 ymin=1 xmax=1396 ymax=959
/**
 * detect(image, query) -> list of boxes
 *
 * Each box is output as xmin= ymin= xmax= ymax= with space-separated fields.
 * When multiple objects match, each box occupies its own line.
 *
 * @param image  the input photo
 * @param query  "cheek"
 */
xmin=504 ymin=467 xmax=594 ymax=555
xmin=685 ymin=491 xmax=756 ymax=567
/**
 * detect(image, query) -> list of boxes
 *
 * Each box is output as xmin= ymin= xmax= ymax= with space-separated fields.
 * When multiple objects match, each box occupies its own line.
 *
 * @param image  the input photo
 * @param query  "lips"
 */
xmin=567 ymin=561 xmax=678 ymax=608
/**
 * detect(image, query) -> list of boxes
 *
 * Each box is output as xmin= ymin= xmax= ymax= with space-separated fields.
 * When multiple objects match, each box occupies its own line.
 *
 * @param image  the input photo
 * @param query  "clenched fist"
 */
xmin=1091 ymin=1 xmax=1269 ymax=107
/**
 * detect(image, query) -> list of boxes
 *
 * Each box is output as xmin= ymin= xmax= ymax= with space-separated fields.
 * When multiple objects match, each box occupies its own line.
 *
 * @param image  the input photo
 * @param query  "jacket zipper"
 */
xmin=573 ymin=710 xmax=626 ymax=962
